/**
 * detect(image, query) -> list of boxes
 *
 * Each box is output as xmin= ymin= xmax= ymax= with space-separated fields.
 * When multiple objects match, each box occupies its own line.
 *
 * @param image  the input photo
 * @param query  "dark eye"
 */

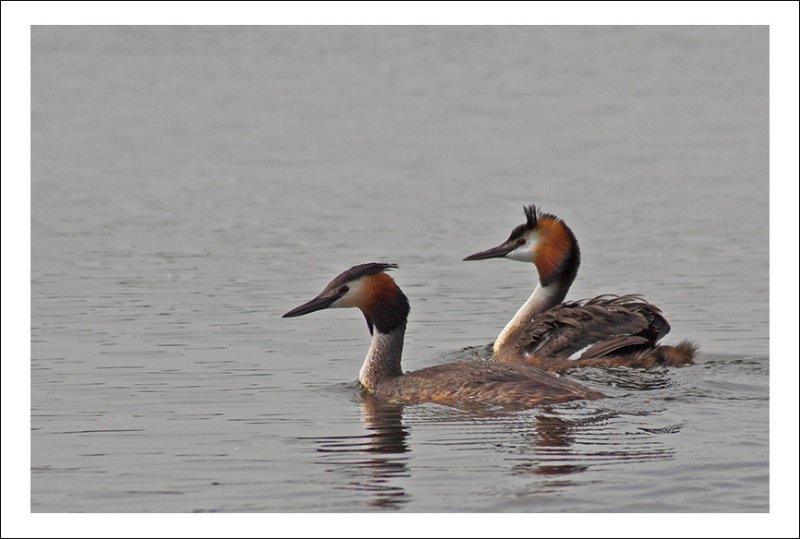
xmin=339 ymin=285 xmax=349 ymax=294
xmin=517 ymin=238 xmax=526 ymax=246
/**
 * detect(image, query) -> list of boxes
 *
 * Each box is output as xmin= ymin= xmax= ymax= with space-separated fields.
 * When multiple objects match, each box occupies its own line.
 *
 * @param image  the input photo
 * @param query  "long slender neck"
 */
xmin=356 ymin=276 xmax=410 ymax=391
xmin=493 ymin=217 xmax=581 ymax=358
xmin=359 ymin=323 xmax=405 ymax=391
xmin=493 ymin=278 xmax=569 ymax=358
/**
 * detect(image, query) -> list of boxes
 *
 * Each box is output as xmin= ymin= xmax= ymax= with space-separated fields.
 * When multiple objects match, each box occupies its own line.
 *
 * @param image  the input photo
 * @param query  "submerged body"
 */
xmin=369 ymin=358 xmax=603 ymax=409
xmin=284 ymin=263 xmax=604 ymax=410
xmin=465 ymin=205 xmax=696 ymax=372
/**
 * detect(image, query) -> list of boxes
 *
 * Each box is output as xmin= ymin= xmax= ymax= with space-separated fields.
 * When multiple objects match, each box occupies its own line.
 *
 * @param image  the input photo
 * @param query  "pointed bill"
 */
xmin=463 ymin=242 xmax=516 ymax=261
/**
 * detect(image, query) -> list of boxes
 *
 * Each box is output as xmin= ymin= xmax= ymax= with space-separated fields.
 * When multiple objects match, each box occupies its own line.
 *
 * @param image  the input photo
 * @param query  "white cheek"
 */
xmin=331 ymin=278 xmax=365 ymax=308
xmin=507 ymin=244 xmax=534 ymax=262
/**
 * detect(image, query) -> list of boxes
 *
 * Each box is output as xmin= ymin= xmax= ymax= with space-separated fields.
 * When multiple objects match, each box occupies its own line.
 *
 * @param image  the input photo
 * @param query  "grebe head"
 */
xmin=464 ymin=204 xmax=580 ymax=286
xmin=282 ymin=262 xmax=409 ymax=335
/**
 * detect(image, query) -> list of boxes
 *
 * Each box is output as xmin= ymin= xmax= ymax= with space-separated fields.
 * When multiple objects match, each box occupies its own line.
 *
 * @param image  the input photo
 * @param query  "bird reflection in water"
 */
xmin=516 ymin=414 xmax=590 ymax=478
xmin=305 ymin=374 xmax=678 ymax=509
xmin=308 ymin=394 xmax=411 ymax=510
xmin=509 ymin=406 xmax=676 ymax=499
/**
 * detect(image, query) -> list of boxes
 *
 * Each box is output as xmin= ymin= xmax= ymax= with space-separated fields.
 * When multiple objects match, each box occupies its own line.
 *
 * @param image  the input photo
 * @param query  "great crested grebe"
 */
xmin=283 ymin=263 xmax=604 ymax=409
xmin=464 ymin=205 xmax=696 ymax=371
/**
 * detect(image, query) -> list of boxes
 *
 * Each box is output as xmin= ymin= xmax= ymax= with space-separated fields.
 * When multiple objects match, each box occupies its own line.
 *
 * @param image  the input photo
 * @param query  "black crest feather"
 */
xmin=325 ymin=262 xmax=398 ymax=290
xmin=524 ymin=204 xmax=538 ymax=228
xmin=507 ymin=204 xmax=540 ymax=241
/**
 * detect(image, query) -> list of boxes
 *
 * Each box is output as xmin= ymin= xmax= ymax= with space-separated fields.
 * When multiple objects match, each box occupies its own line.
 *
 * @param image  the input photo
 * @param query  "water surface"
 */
xmin=31 ymin=26 xmax=768 ymax=512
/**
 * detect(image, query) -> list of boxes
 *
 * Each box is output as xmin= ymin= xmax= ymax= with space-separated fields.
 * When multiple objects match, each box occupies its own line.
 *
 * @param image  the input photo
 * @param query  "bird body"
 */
xmin=284 ymin=263 xmax=604 ymax=410
xmin=464 ymin=205 xmax=696 ymax=371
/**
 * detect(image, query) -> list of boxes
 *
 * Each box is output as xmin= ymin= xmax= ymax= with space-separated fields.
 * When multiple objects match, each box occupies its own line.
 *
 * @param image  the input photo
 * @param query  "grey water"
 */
xmin=31 ymin=26 xmax=768 ymax=512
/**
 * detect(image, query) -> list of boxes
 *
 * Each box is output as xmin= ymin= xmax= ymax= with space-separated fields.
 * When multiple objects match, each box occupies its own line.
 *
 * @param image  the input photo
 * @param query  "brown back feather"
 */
xmin=518 ymin=294 xmax=671 ymax=359
xmin=373 ymin=360 xmax=605 ymax=409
